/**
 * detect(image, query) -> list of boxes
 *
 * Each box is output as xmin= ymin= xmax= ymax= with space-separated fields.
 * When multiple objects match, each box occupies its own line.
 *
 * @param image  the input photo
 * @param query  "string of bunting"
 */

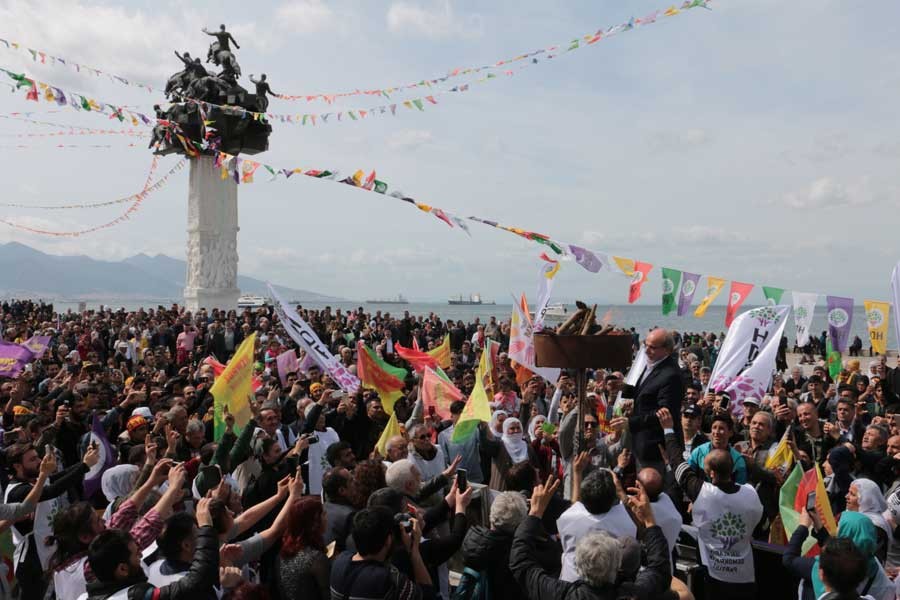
xmin=0 ymin=142 xmax=143 ymax=149
xmin=0 ymin=129 xmax=147 ymax=138
xmin=0 ymin=38 xmax=155 ymax=93
xmin=0 ymin=157 xmax=186 ymax=237
xmin=0 ymin=1 xmax=710 ymax=106
xmin=274 ymin=0 xmax=712 ymax=102
xmin=0 ymin=155 xmax=160 ymax=209
xmin=0 ymin=67 xmax=154 ymax=126
xmin=203 ymin=149 xmax=889 ymax=326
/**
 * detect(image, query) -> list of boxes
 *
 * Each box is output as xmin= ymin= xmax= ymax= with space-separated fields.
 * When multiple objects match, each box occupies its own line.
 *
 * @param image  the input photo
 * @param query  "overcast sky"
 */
xmin=0 ymin=0 xmax=898 ymax=304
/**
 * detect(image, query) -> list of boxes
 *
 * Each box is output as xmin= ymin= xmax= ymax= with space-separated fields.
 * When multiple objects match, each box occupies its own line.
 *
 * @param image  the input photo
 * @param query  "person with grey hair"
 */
xmin=460 ymin=492 xmax=529 ymax=600
xmin=510 ymin=475 xmax=671 ymax=600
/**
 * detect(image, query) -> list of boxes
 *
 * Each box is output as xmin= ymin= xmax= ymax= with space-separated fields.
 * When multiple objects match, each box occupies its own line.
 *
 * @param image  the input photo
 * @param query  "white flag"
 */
xmin=533 ymin=260 xmax=561 ymax=332
xmin=892 ymin=262 xmax=900 ymax=352
xmin=509 ymin=294 xmax=560 ymax=383
xmin=708 ymin=305 xmax=791 ymax=418
xmin=792 ymin=292 xmax=818 ymax=347
xmin=267 ymin=284 xmax=360 ymax=393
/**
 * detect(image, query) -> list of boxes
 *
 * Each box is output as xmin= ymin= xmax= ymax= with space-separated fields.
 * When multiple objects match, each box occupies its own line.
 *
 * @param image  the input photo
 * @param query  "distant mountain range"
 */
xmin=0 ymin=242 xmax=341 ymax=302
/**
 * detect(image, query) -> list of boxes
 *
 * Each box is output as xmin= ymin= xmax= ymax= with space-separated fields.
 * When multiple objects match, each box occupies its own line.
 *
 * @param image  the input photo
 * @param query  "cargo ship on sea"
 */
xmin=366 ymin=294 xmax=409 ymax=305
xmin=448 ymin=293 xmax=495 ymax=306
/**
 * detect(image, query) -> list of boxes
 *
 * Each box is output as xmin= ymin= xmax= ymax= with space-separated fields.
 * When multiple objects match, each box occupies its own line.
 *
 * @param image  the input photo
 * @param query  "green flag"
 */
xmin=661 ymin=268 xmax=682 ymax=316
xmin=826 ymin=339 xmax=842 ymax=378
xmin=763 ymin=286 xmax=785 ymax=306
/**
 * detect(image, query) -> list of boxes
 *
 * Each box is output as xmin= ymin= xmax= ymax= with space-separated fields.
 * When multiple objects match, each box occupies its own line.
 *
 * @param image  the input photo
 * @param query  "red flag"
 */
xmin=628 ymin=261 xmax=653 ymax=304
xmin=432 ymin=209 xmax=454 ymax=228
xmin=725 ymin=281 xmax=755 ymax=326
xmin=421 ymin=367 xmax=463 ymax=420
xmin=395 ymin=342 xmax=438 ymax=373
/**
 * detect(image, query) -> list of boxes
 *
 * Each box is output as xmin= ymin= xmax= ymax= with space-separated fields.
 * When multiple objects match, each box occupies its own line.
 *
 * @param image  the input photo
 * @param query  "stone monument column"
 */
xmin=183 ymin=156 xmax=240 ymax=312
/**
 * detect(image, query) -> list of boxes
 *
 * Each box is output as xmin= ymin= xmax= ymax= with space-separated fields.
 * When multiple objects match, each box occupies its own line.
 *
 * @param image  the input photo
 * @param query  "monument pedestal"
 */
xmin=183 ymin=156 xmax=240 ymax=312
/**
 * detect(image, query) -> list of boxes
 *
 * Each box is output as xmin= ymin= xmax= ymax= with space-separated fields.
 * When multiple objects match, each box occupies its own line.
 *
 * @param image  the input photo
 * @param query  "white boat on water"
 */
xmin=532 ymin=303 xmax=568 ymax=321
xmin=544 ymin=303 xmax=568 ymax=318
xmin=237 ymin=294 xmax=269 ymax=308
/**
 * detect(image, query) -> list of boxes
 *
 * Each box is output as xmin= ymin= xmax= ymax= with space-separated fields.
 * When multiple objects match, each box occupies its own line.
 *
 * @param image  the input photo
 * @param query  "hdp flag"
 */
xmin=677 ymin=272 xmax=701 ymax=316
xmin=763 ymin=286 xmax=785 ymax=306
xmin=725 ymin=281 xmax=754 ymax=327
xmin=661 ymin=267 xmax=682 ymax=316
xmin=84 ymin=414 xmax=117 ymax=499
xmin=694 ymin=276 xmax=725 ymax=317
xmin=0 ymin=342 xmax=34 ymax=379
xmin=21 ymin=335 xmax=51 ymax=359
xmin=357 ymin=342 xmax=408 ymax=414
xmin=826 ymin=296 xmax=854 ymax=353
xmin=451 ymin=342 xmax=494 ymax=443
xmin=628 ymin=261 xmax=653 ymax=304
xmin=212 ymin=333 xmax=256 ymax=441
xmin=864 ymin=300 xmax=891 ymax=356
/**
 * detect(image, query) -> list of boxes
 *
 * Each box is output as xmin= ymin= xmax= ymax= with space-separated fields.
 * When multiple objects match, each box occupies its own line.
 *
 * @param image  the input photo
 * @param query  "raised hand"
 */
xmin=529 ymin=474 xmax=561 ymax=518
xmin=82 ymin=444 xmax=101 ymax=468
xmin=39 ymin=451 xmax=57 ymax=476
xmin=656 ymin=407 xmax=674 ymax=430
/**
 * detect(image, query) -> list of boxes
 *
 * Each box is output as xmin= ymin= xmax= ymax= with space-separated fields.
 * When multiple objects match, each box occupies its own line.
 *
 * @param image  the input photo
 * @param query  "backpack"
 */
xmin=451 ymin=567 xmax=491 ymax=600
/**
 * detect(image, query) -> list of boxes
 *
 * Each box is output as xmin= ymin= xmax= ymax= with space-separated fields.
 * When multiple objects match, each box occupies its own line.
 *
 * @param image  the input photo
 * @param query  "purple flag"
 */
xmin=84 ymin=414 xmax=117 ymax=499
xmin=0 ymin=342 xmax=34 ymax=379
xmin=677 ymin=272 xmax=701 ymax=316
xmin=21 ymin=335 xmax=51 ymax=359
xmin=276 ymin=349 xmax=300 ymax=387
xmin=567 ymin=244 xmax=605 ymax=273
xmin=826 ymin=295 xmax=854 ymax=353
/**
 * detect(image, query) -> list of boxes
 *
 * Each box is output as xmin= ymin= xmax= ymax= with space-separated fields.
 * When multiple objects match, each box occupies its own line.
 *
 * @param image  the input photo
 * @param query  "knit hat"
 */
xmin=126 ymin=416 xmax=148 ymax=432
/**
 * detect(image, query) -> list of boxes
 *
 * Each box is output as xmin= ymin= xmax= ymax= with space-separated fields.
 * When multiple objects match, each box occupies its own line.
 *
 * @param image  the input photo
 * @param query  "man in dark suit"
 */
xmin=623 ymin=328 xmax=684 ymax=474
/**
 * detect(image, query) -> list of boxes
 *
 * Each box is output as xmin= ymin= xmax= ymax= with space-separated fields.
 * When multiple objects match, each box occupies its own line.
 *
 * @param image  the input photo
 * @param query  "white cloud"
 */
xmin=387 ymin=0 xmax=484 ymax=39
xmin=780 ymin=176 xmax=881 ymax=209
xmin=275 ymin=0 xmax=337 ymax=34
xmin=387 ymin=129 xmax=433 ymax=151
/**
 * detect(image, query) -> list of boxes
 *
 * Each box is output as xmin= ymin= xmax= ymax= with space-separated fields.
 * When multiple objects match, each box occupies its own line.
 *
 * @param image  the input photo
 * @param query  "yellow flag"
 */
xmin=764 ymin=429 xmax=794 ymax=476
xmin=375 ymin=411 xmax=402 ymax=457
xmin=864 ymin=300 xmax=891 ymax=355
xmin=211 ymin=333 xmax=256 ymax=441
xmin=613 ymin=256 xmax=635 ymax=276
xmin=427 ymin=334 xmax=451 ymax=369
xmin=451 ymin=342 xmax=494 ymax=443
xmin=694 ymin=276 xmax=725 ymax=317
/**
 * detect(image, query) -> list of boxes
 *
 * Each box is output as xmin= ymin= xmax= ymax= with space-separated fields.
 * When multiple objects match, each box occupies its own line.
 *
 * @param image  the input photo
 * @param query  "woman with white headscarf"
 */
xmin=485 ymin=416 xmax=538 ymax=491
xmin=101 ymin=464 xmax=140 ymax=522
xmin=846 ymin=477 xmax=891 ymax=564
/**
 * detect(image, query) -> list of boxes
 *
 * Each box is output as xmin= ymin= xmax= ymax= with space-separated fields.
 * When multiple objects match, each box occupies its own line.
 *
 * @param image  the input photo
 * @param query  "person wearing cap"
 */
xmin=733 ymin=397 xmax=762 ymax=442
xmin=680 ymin=404 xmax=708 ymax=463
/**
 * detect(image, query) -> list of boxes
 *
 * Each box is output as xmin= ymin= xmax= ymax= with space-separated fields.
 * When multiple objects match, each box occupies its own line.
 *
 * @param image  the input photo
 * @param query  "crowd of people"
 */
xmin=0 ymin=298 xmax=899 ymax=600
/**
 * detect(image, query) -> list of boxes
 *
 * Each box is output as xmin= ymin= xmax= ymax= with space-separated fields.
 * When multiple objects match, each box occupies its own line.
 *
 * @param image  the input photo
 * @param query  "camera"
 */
xmin=394 ymin=512 xmax=413 ymax=533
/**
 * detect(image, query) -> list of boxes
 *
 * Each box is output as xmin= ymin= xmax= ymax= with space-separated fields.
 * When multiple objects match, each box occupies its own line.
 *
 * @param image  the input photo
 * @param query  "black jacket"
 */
xmin=461 ymin=525 xmax=521 ymax=600
xmin=629 ymin=355 xmax=684 ymax=463
xmin=86 ymin=525 xmax=218 ymax=600
xmin=509 ymin=516 xmax=671 ymax=600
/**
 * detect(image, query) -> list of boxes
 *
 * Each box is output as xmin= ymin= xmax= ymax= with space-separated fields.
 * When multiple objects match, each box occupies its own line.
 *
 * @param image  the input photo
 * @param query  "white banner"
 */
xmin=268 ymin=284 xmax=360 ymax=393
xmin=509 ymin=294 xmax=560 ymax=383
xmin=708 ymin=305 xmax=791 ymax=417
xmin=533 ymin=260 xmax=560 ymax=332
xmin=792 ymin=292 xmax=818 ymax=347
xmin=892 ymin=262 xmax=900 ymax=352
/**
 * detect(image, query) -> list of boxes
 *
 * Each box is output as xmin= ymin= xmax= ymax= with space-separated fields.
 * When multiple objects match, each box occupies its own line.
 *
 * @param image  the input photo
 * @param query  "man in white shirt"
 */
xmin=556 ymin=468 xmax=636 ymax=582
xmin=637 ymin=467 xmax=682 ymax=570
